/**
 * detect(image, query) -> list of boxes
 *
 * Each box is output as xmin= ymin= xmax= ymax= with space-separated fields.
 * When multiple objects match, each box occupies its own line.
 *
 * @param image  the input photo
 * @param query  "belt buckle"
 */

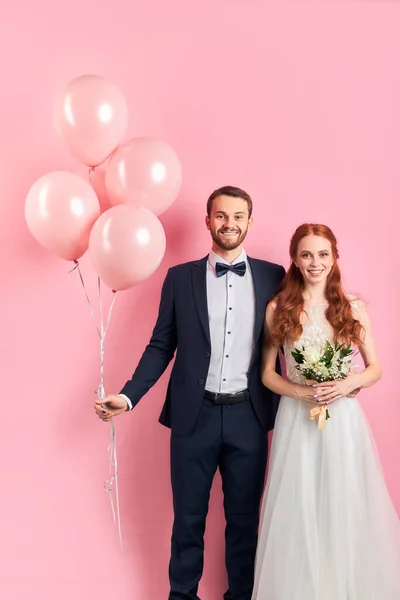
xmin=213 ymin=392 xmax=223 ymax=405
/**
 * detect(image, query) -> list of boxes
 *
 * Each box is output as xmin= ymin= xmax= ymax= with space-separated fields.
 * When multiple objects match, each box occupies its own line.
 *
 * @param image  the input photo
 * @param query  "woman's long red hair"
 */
xmin=271 ymin=224 xmax=363 ymax=346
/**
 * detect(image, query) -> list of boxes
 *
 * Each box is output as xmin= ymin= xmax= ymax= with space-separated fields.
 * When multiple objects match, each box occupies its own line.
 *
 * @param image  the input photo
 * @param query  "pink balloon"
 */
xmin=89 ymin=205 xmax=166 ymax=291
xmin=105 ymin=137 xmax=182 ymax=215
xmin=25 ymin=171 xmax=100 ymax=261
xmin=54 ymin=75 xmax=129 ymax=167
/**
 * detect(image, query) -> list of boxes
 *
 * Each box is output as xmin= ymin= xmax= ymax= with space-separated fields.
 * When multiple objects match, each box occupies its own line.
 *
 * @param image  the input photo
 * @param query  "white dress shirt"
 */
xmin=120 ymin=248 xmax=256 ymax=409
xmin=205 ymin=249 xmax=255 ymax=393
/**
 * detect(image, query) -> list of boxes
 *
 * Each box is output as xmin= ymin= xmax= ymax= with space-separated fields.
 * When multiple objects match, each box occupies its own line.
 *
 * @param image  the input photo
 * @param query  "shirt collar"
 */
xmin=208 ymin=248 xmax=247 ymax=270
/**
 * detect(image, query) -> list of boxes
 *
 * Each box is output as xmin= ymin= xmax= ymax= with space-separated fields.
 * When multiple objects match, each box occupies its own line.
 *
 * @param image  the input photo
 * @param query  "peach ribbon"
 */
xmin=310 ymin=404 xmax=328 ymax=429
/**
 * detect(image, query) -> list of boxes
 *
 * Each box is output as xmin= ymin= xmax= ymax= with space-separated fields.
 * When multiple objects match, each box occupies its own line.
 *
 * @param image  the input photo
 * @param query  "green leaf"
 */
xmin=323 ymin=341 xmax=335 ymax=368
xmin=291 ymin=349 xmax=304 ymax=364
xmin=341 ymin=344 xmax=353 ymax=358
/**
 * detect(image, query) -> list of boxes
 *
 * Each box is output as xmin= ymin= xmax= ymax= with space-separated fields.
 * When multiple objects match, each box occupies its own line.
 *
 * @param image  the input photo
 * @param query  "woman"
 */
xmin=252 ymin=224 xmax=400 ymax=600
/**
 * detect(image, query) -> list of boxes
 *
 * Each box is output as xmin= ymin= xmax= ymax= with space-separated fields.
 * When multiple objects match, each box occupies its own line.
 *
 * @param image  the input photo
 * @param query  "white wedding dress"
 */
xmin=252 ymin=302 xmax=400 ymax=600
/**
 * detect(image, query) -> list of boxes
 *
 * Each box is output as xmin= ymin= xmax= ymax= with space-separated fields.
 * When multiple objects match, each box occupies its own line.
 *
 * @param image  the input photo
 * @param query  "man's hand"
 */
xmin=94 ymin=395 xmax=128 ymax=422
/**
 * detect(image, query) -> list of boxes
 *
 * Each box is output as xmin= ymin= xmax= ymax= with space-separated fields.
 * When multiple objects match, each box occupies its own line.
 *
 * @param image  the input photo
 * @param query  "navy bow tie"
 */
xmin=215 ymin=261 xmax=247 ymax=278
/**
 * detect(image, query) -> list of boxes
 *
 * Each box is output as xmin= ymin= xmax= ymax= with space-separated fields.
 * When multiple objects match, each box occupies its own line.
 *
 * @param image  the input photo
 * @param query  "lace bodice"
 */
xmin=284 ymin=302 xmax=356 ymax=384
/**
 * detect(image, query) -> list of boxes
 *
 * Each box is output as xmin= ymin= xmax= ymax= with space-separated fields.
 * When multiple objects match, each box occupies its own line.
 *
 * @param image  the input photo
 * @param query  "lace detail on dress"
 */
xmin=284 ymin=304 xmax=334 ymax=384
xmin=283 ymin=300 xmax=360 ymax=384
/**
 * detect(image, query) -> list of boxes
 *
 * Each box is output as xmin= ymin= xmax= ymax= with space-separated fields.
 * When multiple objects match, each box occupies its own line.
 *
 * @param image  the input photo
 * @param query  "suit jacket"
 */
xmin=120 ymin=255 xmax=286 ymax=436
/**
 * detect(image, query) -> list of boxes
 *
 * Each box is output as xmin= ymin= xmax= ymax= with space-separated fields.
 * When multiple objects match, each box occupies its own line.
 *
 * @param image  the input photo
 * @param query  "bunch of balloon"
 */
xmin=24 ymin=75 xmax=182 ymax=547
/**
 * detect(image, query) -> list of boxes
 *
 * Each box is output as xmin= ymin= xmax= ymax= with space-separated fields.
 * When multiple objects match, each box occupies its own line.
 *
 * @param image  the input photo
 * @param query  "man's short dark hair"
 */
xmin=206 ymin=186 xmax=253 ymax=218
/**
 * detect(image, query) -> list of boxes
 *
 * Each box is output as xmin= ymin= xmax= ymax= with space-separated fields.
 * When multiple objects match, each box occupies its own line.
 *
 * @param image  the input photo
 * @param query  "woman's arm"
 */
xmin=261 ymin=302 xmax=322 ymax=405
xmin=316 ymin=299 xmax=382 ymax=402
xmin=352 ymin=299 xmax=382 ymax=387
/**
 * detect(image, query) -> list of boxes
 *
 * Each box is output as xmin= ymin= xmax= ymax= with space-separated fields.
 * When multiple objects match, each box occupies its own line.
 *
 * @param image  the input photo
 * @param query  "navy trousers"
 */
xmin=168 ymin=394 xmax=268 ymax=600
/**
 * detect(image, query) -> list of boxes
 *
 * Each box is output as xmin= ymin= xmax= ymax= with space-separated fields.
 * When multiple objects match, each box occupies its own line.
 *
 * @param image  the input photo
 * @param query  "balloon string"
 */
xmin=97 ymin=277 xmax=117 ymax=397
xmin=88 ymin=166 xmax=95 ymax=184
xmin=69 ymin=261 xmax=101 ymax=338
xmin=71 ymin=262 xmax=122 ymax=549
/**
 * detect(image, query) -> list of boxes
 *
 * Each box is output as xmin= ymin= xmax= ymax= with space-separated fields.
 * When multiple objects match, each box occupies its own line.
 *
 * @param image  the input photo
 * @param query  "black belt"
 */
xmin=204 ymin=389 xmax=248 ymax=405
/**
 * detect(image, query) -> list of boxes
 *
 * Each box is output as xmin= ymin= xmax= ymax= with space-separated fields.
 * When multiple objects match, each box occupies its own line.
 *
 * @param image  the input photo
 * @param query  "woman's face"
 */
xmin=294 ymin=234 xmax=335 ymax=286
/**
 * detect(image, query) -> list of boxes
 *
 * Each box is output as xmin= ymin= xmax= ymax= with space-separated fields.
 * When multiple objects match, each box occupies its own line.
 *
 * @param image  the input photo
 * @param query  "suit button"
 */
xmin=199 ymin=379 xmax=204 ymax=384
xmin=205 ymin=352 xmax=210 ymax=358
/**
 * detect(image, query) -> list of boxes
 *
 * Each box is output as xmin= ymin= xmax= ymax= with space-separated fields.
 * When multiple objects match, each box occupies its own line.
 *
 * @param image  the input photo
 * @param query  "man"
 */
xmin=95 ymin=186 xmax=285 ymax=600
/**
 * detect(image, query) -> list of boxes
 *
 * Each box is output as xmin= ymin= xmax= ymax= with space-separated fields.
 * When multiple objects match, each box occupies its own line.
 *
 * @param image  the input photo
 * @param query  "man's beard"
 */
xmin=210 ymin=227 xmax=248 ymax=251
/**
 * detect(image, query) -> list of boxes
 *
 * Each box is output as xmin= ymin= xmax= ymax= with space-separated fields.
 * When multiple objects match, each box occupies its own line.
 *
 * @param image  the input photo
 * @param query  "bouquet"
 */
xmin=291 ymin=340 xmax=354 ymax=429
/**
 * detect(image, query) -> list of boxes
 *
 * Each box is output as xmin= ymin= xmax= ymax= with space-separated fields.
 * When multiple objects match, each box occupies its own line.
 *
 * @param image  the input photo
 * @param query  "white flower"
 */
xmin=302 ymin=346 xmax=322 ymax=363
xmin=318 ymin=365 xmax=330 ymax=377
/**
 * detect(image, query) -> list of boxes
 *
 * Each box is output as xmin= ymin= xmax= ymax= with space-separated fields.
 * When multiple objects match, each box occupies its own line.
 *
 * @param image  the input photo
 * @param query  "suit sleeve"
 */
xmin=119 ymin=268 xmax=178 ymax=409
xmin=278 ymin=265 xmax=286 ymax=285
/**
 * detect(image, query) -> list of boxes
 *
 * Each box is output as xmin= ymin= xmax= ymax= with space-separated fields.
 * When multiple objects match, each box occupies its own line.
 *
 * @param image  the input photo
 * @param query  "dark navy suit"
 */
xmin=121 ymin=255 xmax=285 ymax=599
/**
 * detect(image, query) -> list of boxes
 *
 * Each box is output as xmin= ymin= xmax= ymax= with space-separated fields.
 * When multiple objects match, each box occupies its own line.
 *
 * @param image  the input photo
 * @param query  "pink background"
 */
xmin=1 ymin=1 xmax=399 ymax=598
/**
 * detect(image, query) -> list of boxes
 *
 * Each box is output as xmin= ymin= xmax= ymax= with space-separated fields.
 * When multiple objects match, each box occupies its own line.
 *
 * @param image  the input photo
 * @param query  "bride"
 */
xmin=252 ymin=223 xmax=400 ymax=600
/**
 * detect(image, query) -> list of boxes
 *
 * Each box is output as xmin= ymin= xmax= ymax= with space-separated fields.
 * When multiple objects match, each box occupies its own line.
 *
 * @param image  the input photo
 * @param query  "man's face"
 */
xmin=206 ymin=195 xmax=253 ymax=251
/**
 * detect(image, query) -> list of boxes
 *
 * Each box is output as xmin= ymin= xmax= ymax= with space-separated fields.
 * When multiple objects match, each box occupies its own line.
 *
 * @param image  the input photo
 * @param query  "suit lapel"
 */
xmin=191 ymin=256 xmax=211 ymax=345
xmin=247 ymin=256 xmax=266 ymax=342
xmin=191 ymin=255 xmax=272 ymax=347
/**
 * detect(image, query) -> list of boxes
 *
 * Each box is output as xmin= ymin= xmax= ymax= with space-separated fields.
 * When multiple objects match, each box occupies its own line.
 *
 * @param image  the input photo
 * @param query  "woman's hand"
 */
xmin=294 ymin=384 xmax=326 ymax=406
xmin=314 ymin=375 xmax=360 ymax=404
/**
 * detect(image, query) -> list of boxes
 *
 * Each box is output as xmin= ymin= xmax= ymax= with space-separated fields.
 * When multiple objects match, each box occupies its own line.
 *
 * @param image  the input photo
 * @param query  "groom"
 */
xmin=95 ymin=186 xmax=285 ymax=600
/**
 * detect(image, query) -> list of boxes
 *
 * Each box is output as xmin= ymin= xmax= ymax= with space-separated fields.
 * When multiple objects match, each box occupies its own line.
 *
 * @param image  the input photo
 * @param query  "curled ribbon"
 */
xmin=310 ymin=404 xmax=328 ymax=430
xmin=71 ymin=261 xmax=122 ymax=549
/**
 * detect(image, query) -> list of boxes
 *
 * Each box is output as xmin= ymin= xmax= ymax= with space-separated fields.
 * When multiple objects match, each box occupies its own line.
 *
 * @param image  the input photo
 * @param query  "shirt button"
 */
xmin=228 ymin=331 xmax=231 ymax=334
xmin=226 ymin=355 xmax=229 ymax=358
xmin=199 ymin=379 xmax=204 ymax=384
xmin=223 ymin=378 xmax=226 ymax=382
xmin=205 ymin=352 xmax=210 ymax=358
xmin=229 ymin=307 xmax=232 ymax=310
xmin=229 ymin=284 xmax=232 ymax=288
